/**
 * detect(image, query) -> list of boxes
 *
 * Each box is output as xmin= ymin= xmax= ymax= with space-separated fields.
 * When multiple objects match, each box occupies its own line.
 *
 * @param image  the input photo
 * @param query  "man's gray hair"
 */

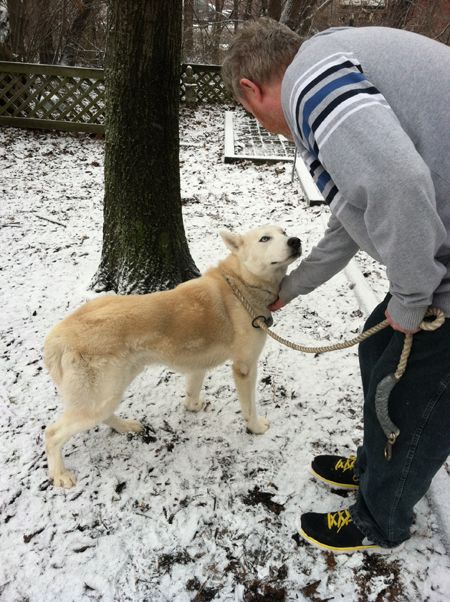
xmin=222 ymin=18 xmax=302 ymax=99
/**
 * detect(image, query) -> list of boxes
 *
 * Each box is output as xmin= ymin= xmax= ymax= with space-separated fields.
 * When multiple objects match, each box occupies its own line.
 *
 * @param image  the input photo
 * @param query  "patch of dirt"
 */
xmin=186 ymin=577 xmax=220 ymax=602
xmin=158 ymin=549 xmax=192 ymax=572
xmin=354 ymin=555 xmax=404 ymax=601
xmin=244 ymin=578 xmax=287 ymax=602
xmin=242 ymin=486 xmax=285 ymax=515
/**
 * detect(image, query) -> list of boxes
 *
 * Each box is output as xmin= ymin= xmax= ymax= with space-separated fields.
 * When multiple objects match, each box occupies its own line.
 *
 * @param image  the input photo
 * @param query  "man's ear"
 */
xmin=220 ymin=230 xmax=243 ymax=253
xmin=239 ymin=78 xmax=262 ymax=102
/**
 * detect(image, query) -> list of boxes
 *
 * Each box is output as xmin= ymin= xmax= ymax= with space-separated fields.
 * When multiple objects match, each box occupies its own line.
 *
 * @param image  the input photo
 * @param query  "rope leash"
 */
xmin=223 ymin=273 xmax=445 ymax=460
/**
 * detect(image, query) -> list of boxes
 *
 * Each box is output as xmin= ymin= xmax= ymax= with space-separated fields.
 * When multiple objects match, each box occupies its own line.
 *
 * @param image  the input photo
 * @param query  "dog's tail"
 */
xmin=43 ymin=329 xmax=66 ymax=386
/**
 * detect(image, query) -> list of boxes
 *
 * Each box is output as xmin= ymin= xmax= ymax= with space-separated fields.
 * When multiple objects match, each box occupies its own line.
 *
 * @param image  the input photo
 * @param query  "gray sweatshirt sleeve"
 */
xmin=279 ymin=213 xmax=358 ymax=304
xmin=320 ymin=108 xmax=447 ymax=331
xmin=282 ymin=45 xmax=448 ymax=330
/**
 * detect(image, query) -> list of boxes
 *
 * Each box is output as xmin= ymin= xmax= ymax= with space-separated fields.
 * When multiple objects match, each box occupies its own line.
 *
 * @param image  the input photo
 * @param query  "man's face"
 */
xmin=239 ymin=95 xmax=280 ymax=135
xmin=238 ymin=80 xmax=293 ymax=140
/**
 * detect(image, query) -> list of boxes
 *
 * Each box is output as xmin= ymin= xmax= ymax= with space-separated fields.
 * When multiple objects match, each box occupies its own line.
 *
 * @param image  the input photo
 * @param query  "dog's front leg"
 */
xmin=232 ymin=361 xmax=269 ymax=434
xmin=184 ymin=370 xmax=206 ymax=411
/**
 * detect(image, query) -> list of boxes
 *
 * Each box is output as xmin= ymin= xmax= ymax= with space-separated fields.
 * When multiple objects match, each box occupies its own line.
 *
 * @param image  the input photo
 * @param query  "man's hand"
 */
xmin=268 ymin=297 xmax=285 ymax=312
xmin=384 ymin=310 xmax=420 ymax=334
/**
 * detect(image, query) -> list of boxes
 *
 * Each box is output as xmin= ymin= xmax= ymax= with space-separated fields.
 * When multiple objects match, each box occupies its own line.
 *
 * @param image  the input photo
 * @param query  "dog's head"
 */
xmin=220 ymin=225 xmax=301 ymax=281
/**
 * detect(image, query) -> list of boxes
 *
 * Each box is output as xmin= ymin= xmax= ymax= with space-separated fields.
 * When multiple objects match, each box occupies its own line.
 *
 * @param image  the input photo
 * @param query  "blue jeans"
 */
xmin=350 ymin=294 xmax=450 ymax=547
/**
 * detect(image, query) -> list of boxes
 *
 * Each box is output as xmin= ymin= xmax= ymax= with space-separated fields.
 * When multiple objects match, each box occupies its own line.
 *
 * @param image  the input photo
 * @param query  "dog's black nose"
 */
xmin=287 ymin=237 xmax=301 ymax=250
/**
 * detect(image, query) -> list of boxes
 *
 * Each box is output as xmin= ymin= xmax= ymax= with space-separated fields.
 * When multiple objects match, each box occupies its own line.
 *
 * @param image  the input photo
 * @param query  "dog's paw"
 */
xmin=247 ymin=416 xmax=270 ymax=434
xmin=184 ymin=397 xmax=205 ymax=412
xmin=122 ymin=419 xmax=144 ymax=433
xmin=52 ymin=470 xmax=77 ymax=489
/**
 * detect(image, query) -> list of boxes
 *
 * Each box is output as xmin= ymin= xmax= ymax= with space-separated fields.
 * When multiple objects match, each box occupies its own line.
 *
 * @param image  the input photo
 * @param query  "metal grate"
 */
xmin=224 ymin=110 xmax=295 ymax=163
xmin=224 ymin=110 xmax=324 ymax=206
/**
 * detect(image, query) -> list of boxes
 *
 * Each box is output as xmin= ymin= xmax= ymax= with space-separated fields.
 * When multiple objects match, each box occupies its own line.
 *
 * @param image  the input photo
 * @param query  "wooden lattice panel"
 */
xmin=0 ymin=63 xmax=105 ymax=133
xmin=0 ymin=61 xmax=233 ymax=132
xmin=180 ymin=63 xmax=233 ymax=104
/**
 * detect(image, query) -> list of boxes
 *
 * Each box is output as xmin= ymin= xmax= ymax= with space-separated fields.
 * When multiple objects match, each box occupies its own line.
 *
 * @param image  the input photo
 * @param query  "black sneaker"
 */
xmin=311 ymin=454 xmax=359 ymax=490
xmin=299 ymin=508 xmax=382 ymax=553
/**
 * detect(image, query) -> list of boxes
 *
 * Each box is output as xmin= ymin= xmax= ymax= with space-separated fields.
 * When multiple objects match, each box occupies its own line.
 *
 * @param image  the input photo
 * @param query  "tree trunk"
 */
xmin=35 ymin=0 xmax=55 ymax=64
xmin=280 ymin=0 xmax=331 ymax=36
xmin=7 ymin=0 xmax=27 ymax=59
xmin=233 ymin=0 xmax=239 ymax=32
xmin=0 ymin=6 xmax=13 ymax=60
xmin=384 ymin=0 xmax=414 ymax=29
xmin=244 ymin=0 xmax=253 ymax=20
xmin=211 ymin=0 xmax=225 ymax=64
xmin=93 ymin=0 xmax=200 ymax=294
xmin=60 ymin=0 xmax=95 ymax=65
xmin=281 ymin=0 xmax=317 ymax=33
xmin=268 ymin=0 xmax=282 ymax=21
xmin=182 ymin=0 xmax=194 ymax=60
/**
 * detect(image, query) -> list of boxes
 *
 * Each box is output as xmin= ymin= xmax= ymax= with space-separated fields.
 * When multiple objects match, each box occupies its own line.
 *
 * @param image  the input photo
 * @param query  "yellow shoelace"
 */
xmin=334 ymin=455 xmax=356 ymax=473
xmin=327 ymin=509 xmax=353 ymax=532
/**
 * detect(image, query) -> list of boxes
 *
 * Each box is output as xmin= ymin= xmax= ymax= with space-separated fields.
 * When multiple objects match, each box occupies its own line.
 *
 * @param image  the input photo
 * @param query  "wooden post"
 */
xmin=184 ymin=65 xmax=197 ymax=107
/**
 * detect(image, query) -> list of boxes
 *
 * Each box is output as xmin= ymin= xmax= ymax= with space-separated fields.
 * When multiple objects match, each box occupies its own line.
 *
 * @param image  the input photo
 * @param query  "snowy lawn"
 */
xmin=1 ymin=107 xmax=450 ymax=601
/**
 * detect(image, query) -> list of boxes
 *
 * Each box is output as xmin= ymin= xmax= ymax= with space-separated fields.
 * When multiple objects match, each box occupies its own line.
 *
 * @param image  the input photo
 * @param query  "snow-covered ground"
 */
xmin=1 ymin=107 xmax=450 ymax=601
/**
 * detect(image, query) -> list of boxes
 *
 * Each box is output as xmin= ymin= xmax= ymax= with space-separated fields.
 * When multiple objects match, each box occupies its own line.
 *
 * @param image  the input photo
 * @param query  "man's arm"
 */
xmin=279 ymin=213 xmax=359 ymax=305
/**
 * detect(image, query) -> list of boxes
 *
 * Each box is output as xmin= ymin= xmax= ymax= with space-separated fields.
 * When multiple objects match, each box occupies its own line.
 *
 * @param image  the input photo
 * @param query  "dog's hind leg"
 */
xmin=184 ymin=370 xmax=206 ymax=411
xmin=232 ymin=360 xmax=269 ymax=434
xmin=45 ymin=400 xmax=120 ymax=488
xmin=104 ymin=414 xmax=143 ymax=434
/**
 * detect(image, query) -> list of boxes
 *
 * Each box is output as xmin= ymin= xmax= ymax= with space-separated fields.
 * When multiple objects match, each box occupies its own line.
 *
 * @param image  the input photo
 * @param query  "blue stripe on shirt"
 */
xmin=301 ymin=70 xmax=367 ymax=144
xmin=316 ymin=170 xmax=331 ymax=192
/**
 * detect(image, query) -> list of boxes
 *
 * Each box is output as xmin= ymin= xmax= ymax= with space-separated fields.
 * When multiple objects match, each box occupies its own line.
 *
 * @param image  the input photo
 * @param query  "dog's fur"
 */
xmin=44 ymin=225 xmax=301 ymax=487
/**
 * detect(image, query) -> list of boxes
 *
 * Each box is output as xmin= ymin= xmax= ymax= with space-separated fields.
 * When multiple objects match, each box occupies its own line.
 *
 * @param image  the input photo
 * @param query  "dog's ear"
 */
xmin=220 ymin=230 xmax=242 ymax=253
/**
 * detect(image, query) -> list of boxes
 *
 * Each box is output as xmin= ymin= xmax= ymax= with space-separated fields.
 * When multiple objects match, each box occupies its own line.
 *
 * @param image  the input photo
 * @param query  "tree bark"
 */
xmin=280 ymin=0 xmax=333 ymax=36
xmin=268 ymin=0 xmax=282 ymax=21
xmin=35 ymin=0 xmax=55 ymax=64
xmin=93 ymin=0 xmax=200 ymax=294
xmin=233 ymin=0 xmax=239 ymax=32
xmin=211 ymin=0 xmax=225 ymax=64
xmin=0 ymin=5 xmax=13 ymax=60
xmin=384 ymin=0 xmax=414 ymax=29
xmin=244 ymin=0 xmax=253 ymax=20
xmin=60 ymin=0 xmax=96 ymax=65
xmin=182 ymin=0 xmax=194 ymax=60
xmin=7 ymin=0 xmax=27 ymax=59
xmin=281 ymin=0 xmax=317 ymax=34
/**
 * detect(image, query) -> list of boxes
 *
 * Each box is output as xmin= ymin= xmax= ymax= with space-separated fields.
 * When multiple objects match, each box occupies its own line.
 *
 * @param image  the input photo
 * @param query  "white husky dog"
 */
xmin=44 ymin=225 xmax=301 ymax=487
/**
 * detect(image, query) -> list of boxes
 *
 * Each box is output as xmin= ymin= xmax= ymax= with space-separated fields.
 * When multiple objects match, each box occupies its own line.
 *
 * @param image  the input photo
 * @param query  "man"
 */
xmin=222 ymin=19 xmax=450 ymax=553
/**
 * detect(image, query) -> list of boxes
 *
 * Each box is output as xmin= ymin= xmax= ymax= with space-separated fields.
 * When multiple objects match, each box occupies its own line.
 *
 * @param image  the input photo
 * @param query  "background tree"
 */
xmin=1 ymin=0 xmax=449 ymax=65
xmin=60 ymin=0 xmax=97 ymax=65
xmin=6 ymin=0 xmax=27 ymax=58
xmin=268 ymin=0 xmax=282 ymax=20
xmin=280 ymin=0 xmax=334 ymax=36
xmin=183 ymin=0 xmax=194 ymax=60
xmin=92 ymin=0 xmax=199 ymax=294
xmin=0 ymin=5 xmax=12 ymax=59
xmin=1 ymin=0 xmax=106 ymax=64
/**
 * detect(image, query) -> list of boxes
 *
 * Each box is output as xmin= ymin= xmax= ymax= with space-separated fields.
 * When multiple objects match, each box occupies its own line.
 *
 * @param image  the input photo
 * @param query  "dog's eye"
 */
xmin=259 ymin=236 xmax=271 ymax=243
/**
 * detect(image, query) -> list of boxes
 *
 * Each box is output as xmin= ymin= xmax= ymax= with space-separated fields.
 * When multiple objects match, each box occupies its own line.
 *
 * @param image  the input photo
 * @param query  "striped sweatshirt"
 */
xmin=279 ymin=26 xmax=450 ymax=331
